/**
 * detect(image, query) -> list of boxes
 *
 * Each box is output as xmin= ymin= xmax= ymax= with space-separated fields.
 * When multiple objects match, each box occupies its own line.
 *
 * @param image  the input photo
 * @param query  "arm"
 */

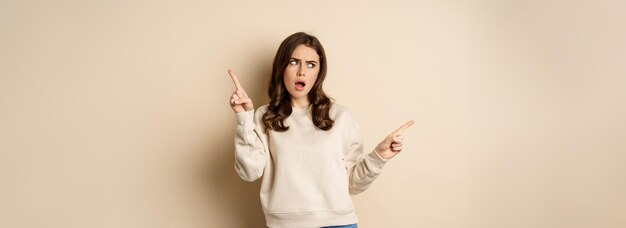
xmin=343 ymin=116 xmax=389 ymax=195
xmin=233 ymin=109 xmax=267 ymax=182
xmin=227 ymin=69 xmax=267 ymax=182
xmin=343 ymin=114 xmax=415 ymax=194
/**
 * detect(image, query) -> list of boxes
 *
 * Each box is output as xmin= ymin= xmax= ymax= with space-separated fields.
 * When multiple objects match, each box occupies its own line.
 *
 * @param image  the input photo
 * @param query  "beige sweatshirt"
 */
xmin=234 ymin=103 xmax=388 ymax=228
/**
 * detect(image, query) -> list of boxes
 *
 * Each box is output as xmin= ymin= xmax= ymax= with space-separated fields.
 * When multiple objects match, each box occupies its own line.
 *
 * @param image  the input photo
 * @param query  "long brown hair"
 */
xmin=262 ymin=32 xmax=334 ymax=133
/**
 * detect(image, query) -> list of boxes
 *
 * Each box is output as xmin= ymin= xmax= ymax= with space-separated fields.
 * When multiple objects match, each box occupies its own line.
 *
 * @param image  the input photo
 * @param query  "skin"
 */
xmin=283 ymin=45 xmax=320 ymax=108
xmin=227 ymin=45 xmax=414 ymax=159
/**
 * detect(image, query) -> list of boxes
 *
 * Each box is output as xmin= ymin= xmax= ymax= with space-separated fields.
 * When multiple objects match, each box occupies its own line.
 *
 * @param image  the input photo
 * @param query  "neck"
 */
xmin=291 ymin=96 xmax=310 ymax=108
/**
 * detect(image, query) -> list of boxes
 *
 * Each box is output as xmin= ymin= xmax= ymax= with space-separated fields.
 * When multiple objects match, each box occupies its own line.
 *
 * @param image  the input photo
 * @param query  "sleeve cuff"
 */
xmin=235 ymin=110 xmax=255 ymax=127
xmin=371 ymin=148 xmax=389 ymax=162
xmin=366 ymin=149 xmax=388 ymax=172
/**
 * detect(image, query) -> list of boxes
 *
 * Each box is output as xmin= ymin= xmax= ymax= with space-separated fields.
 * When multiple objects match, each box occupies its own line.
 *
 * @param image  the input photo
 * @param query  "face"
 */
xmin=283 ymin=44 xmax=320 ymax=106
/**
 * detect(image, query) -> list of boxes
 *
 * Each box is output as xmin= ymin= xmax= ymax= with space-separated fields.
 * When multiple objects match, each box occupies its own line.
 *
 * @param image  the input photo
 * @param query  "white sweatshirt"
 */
xmin=234 ymin=103 xmax=388 ymax=228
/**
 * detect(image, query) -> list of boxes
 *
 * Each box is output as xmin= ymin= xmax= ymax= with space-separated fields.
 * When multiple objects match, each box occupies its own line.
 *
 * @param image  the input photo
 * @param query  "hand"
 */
xmin=227 ymin=69 xmax=254 ymax=113
xmin=375 ymin=120 xmax=415 ymax=159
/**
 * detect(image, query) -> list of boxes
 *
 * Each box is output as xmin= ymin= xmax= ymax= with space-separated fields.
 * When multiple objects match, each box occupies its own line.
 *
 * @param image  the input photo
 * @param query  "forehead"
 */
xmin=291 ymin=44 xmax=319 ymax=61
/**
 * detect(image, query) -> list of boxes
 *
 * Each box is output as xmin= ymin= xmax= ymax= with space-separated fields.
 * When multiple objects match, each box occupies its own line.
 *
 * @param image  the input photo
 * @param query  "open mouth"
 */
xmin=295 ymin=81 xmax=306 ymax=91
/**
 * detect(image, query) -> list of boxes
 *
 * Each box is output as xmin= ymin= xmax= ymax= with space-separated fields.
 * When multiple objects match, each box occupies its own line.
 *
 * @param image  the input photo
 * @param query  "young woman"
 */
xmin=227 ymin=32 xmax=413 ymax=228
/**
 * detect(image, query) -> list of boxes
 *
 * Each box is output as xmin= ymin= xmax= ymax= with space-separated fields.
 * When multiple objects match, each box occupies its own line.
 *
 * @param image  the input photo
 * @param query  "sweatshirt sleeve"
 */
xmin=233 ymin=109 xmax=268 ymax=182
xmin=343 ymin=112 xmax=389 ymax=195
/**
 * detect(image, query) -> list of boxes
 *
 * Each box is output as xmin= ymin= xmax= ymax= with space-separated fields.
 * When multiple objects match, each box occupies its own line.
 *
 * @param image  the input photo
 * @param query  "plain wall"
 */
xmin=1 ymin=0 xmax=625 ymax=227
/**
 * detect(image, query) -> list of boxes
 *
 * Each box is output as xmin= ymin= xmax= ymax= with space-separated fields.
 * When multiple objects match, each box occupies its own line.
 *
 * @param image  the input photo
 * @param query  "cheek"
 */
xmin=282 ymin=70 xmax=292 ymax=82
xmin=284 ymin=67 xmax=297 ymax=79
xmin=309 ymin=69 xmax=320 ymax=82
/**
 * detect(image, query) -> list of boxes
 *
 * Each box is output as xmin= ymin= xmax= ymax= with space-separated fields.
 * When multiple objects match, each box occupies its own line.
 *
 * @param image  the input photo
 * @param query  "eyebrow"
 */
xmin=290 ymin=58 xmax=318 ymax=64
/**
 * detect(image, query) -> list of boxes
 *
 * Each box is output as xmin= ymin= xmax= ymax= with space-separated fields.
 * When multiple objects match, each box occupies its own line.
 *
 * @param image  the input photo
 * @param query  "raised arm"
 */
xmin=227 ymin=69 xmax=267 ymax=182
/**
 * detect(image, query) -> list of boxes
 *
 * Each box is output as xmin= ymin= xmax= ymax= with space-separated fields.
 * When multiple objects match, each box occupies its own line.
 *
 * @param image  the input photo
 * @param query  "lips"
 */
xmin=295 ymin=80 xmax=306 ymax=91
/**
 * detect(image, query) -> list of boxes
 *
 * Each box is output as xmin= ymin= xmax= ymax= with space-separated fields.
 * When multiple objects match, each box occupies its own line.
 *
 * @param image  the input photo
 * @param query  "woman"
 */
xmin=228 ymin=32 xmax=413 ymax=228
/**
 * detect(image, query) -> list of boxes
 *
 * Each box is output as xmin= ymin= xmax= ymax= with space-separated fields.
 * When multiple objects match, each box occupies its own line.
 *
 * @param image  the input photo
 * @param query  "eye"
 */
xmin=289 ymin=59 xmax=298 ymax=65
xmin=307 ymin=63 xmax=316 ymax=68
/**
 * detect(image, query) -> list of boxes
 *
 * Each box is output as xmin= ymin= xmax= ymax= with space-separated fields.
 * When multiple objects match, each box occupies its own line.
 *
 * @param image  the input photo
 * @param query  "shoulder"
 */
xmin=330 ymin=103 xmax=356 ymax=121
xmin=256 ymin=104 xmax=269 ymax=113
xmin=254 ymin=104 xmax=270 ymax=120
xmin=330 ymin=103 xmax=362 ymax=133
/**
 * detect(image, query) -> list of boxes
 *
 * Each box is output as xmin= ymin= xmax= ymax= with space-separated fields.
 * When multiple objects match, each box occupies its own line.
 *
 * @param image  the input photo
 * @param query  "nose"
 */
xmin=297 ymin=65 xmax=306 ymax=77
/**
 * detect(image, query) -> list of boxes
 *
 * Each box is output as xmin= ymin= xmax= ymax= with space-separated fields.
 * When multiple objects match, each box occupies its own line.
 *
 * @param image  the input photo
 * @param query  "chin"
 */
xmin=291 ymin=94 xmax=308 ymax=99
xmin=288 ymin=91 xmax=309 ymax=99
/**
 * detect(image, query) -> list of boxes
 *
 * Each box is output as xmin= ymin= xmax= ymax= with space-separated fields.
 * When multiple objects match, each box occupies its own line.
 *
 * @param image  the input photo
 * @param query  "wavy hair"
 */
xmin=262 ymin=32 xmax=334 ymax=133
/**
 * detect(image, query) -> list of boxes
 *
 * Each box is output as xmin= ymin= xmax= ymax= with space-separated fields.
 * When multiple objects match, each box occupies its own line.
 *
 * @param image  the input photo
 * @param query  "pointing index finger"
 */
xmin=392 ymin=120 xmax=415 ymax=135
xmin=228 ymin=69 xmax=243 ymax=91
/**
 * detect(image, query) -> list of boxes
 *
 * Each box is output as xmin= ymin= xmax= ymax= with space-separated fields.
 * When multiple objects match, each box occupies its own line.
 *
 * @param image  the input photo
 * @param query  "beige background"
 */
xmin=1 ymin=0 xmax=625 ymax=227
